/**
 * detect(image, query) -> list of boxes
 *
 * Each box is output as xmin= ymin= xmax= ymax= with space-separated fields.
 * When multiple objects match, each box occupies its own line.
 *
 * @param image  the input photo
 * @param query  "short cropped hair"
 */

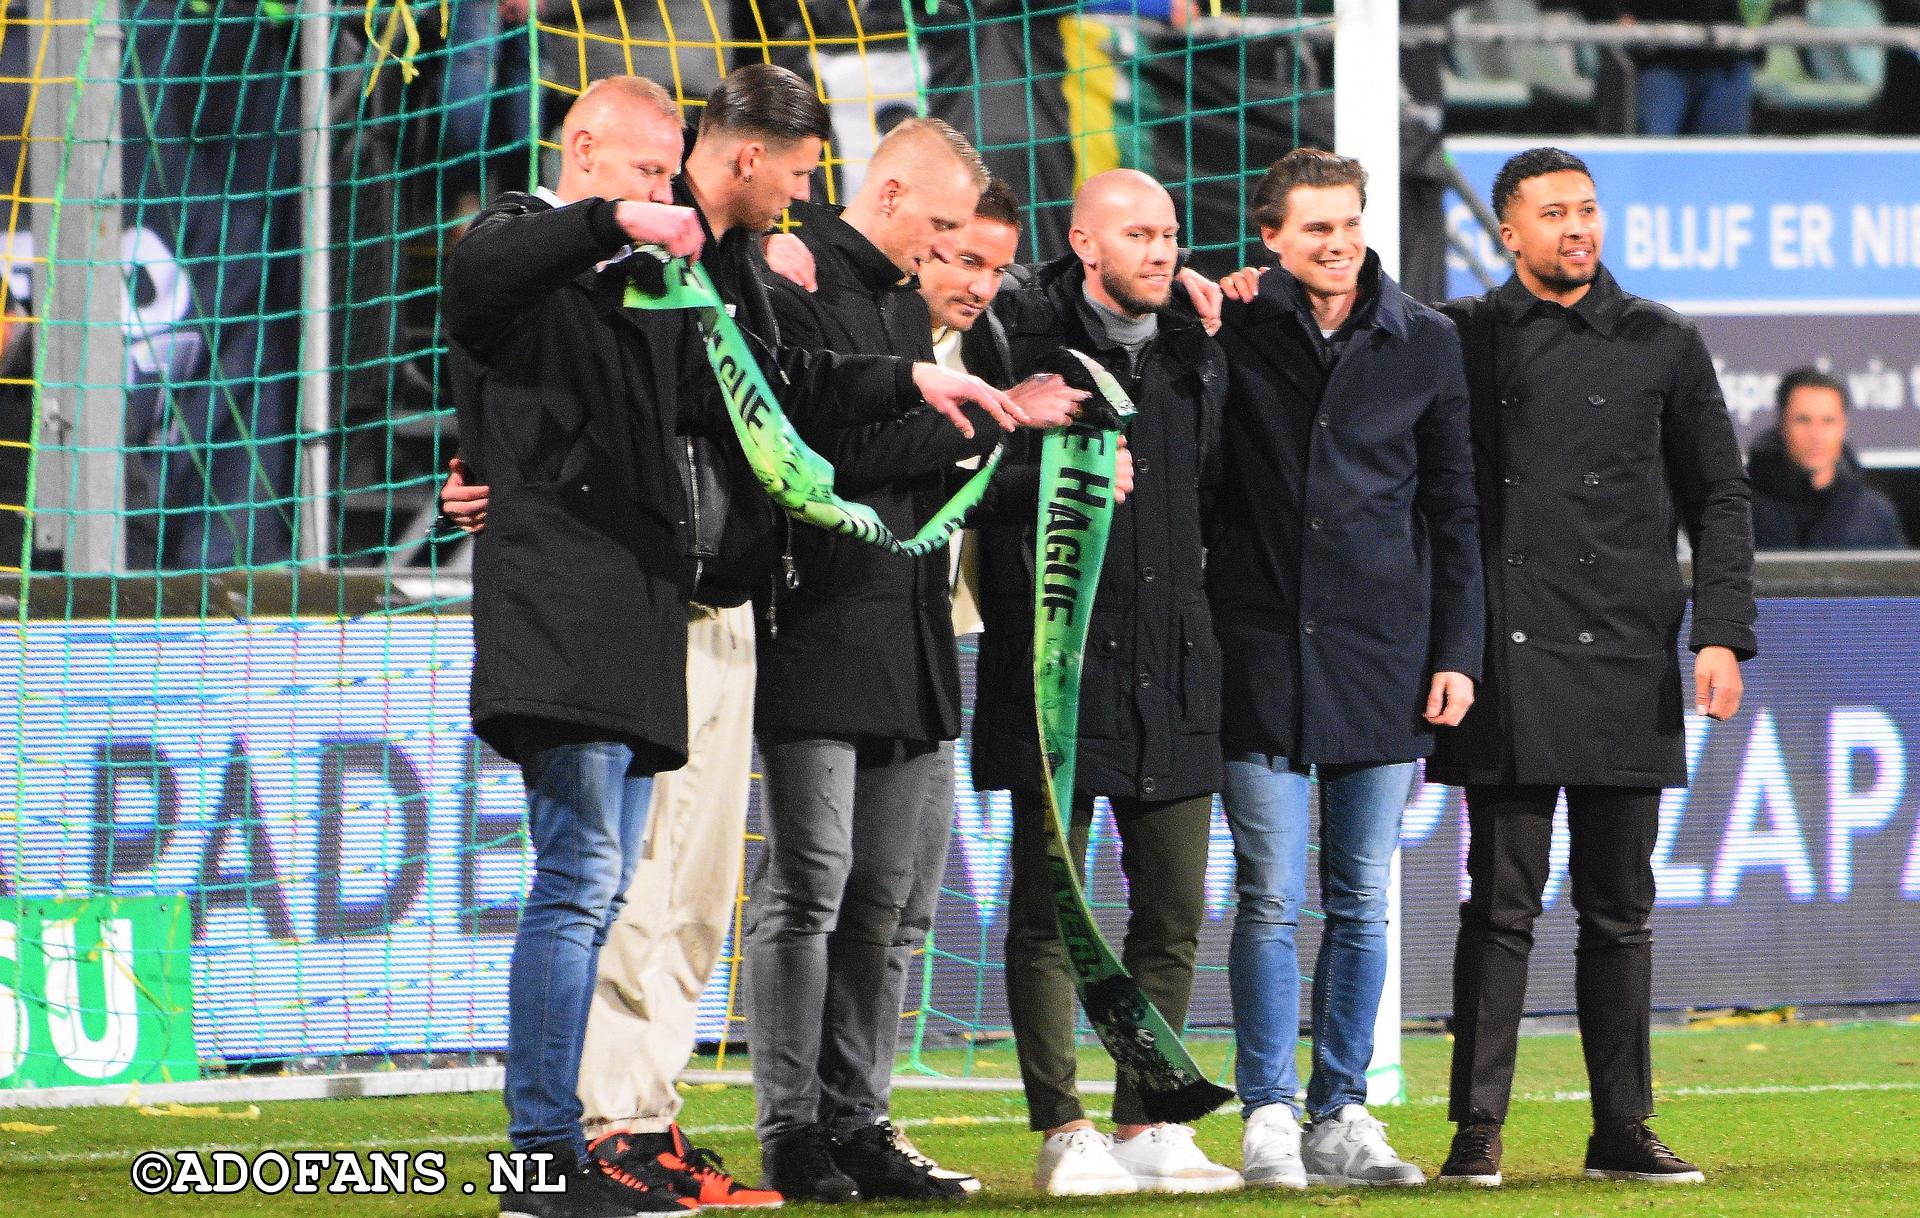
xmin=571 ymin=75 xmax=681 ymax=126
xmin=700 ymin=62 xmax=831 ymax=144
xmin=1776 ymin=366 xmax=1850 ymax=414
xmin=1251 ymin=148 xmax=1368 ymax=230
xmin=973 ymin=177 xmax=1022 ymax=230
xmin=873 ymin=115 xmax=990 ymax=191
xmin=1491 ymin=146 xmax=1593 ymax=221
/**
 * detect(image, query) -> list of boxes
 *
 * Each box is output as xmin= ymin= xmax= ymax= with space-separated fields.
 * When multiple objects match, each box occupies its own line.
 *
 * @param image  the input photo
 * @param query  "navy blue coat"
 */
xmin=1207 ymin=256 xmax=1484 ymax=765
xmin=1748 ymin=431 xmax=1908 ymax=550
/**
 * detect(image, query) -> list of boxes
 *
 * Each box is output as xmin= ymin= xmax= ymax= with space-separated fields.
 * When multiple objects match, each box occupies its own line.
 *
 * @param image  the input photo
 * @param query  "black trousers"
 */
xmin=1448 ymin=784 xmax=1662 ymax=1126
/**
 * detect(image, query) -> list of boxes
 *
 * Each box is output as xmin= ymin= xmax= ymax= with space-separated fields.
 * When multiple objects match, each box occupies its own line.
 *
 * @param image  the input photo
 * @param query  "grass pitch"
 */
xmin=3 ymin=1020 xmax=1917 ymax=1217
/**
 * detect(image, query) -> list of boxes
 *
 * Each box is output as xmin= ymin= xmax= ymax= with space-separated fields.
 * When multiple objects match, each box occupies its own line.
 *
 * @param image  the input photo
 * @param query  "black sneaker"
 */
xmin=832 ymin=1122 xmax=969 ymax=1201
xmin=762 ymin=1124 xmax=861 ymax=1204
xmin=501 ymin=1144 xmax=677 ymax=1218
xmin=586 ymin=1130 xmax=702 ymax=1212
xmin=1437 ymin=1120 xmax=1504 ymax=1187
xmin=1584 ymin=1120 xmax=1705 ymax=1184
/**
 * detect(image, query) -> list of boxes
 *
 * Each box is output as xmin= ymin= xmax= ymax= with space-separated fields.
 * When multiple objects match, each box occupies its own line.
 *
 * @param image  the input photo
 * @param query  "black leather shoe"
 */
xmin=1437 ymin=1120 xmax=1503 ymax=1187
xmin=832 ymin=1122 xmax=969 ymax=1201
xmin=1584 ymin=1120 xmax=1705 ymax=1184
xmin=762 ymin=1124 xmax=861 ymax=1204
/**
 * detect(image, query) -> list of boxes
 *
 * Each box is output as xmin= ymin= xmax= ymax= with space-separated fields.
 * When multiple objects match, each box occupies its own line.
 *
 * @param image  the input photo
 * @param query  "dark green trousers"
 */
xmin=1003 ymin=789 xmax=1213 ymax=1130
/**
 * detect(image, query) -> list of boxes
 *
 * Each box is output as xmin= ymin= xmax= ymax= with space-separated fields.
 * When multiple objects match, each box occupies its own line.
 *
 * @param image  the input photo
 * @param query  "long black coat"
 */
xmin=1430 ymin=269 xmax=1758 ymax=789
xmin=1208 ymin=256 xmax=1483 ymax=766
xmin=446 ymin=192 xmax=911 ymax=763
xmin=970 ymin=257 xmax=1228 ymax=802
xmin=754 ymin=203 xmax=1000 ymax=742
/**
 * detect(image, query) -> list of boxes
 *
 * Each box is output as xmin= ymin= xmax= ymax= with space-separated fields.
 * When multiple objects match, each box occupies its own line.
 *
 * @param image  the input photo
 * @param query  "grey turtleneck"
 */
xmin=1080 ymin=282 xmax=1159 ymax=375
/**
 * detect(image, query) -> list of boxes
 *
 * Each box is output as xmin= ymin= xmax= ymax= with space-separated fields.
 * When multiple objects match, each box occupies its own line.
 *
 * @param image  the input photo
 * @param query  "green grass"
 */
xmin=4 ymin=1021 xmax=1918 ymax=1216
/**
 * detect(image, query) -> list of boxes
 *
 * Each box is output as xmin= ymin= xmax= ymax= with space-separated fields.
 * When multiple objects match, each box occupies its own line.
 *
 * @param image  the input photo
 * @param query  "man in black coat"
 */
xmin=745 ymin=119 xmax=1082 ymax=1203
xmin=1209 ymin=148 xmax=1482 ymax=1189
xmin=444 ymin=69 xmax=1021 ymax=1218
xmin=1749 ymin=367 xmax=1908 ymax=550
xmin=971 ymin=170 xmax=1241 ymax=1197
xmin=1431 ymin=147 xmax=1757 ymax=1189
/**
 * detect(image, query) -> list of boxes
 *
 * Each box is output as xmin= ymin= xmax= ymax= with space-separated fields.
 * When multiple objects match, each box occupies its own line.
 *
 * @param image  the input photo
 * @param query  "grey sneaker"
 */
xmin=1301 ymin=1104 xmax=1426 ymax=1187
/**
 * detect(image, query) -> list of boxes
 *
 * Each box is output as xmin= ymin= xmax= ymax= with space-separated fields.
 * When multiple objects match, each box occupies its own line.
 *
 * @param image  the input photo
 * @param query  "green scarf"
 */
xmin=1032 ymin=349 xmax=1232 ymax=1125
xmin=622 ymin=248 xmax=999 ymax=558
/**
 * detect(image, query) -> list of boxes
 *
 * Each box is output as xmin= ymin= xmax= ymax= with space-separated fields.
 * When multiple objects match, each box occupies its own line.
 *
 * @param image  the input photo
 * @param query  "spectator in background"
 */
xmin=1749 ymin=367 xmax=1908 ymax=549
xmin=1587 ymin=1 xmax=1803 ymax=136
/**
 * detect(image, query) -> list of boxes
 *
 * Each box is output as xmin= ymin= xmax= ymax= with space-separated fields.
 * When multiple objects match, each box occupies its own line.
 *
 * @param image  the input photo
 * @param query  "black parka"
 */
xmin=446 ymin=192 xmax=912 ymax=762
xmin=1207 ymin=256 xmax=1484 ymax=766
xmin=969 ymin=257 xmax=1228 ymax=802
xmin=1430 ymin=269 xmax=1758 ymax=789
xmin=754 ymin=203 xmax=1001 ymax=742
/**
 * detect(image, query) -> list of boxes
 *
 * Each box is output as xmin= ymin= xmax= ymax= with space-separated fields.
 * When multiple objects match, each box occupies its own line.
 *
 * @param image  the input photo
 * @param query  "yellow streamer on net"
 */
xmin=362 ymin=0 xmax=452 ymax=97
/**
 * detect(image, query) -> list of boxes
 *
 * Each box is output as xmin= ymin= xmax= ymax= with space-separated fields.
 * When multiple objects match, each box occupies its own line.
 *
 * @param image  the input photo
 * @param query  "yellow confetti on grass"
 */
xmin=1 ymin=1120 xmax=56 ymax=1134
xmin=138 ymin=1103 xmax=261 ymax=1120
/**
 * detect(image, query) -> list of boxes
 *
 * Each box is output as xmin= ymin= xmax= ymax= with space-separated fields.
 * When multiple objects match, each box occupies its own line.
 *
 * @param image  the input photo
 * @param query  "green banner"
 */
xmin=1032 ymin=349 xmax=1231 ymax=1124
xmin=0 ymin=896 xmax=198 ymax=1089
xmin=623 ymin=249 xmax=999 ymax=559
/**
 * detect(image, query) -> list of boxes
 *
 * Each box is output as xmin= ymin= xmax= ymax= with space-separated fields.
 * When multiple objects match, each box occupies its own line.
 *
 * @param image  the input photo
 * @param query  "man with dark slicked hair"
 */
xmin=1432 ymin=146 xmax=1756 ymax=1190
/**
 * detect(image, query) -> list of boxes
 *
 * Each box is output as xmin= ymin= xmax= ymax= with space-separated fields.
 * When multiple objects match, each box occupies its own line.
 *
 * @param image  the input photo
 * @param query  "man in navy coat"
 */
xmin=1213 ymin=148 xmax=1483 ymax=1190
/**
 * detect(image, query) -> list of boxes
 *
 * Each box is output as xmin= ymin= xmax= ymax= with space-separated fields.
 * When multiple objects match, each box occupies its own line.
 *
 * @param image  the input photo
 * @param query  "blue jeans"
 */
xmin=506 ymin=740 xmax=653 ymax=1156
xmin=1225 ymin=754 xmax=1414 ymax=1120
xmin=1636 ymin=59 xmax=1755 ymax=136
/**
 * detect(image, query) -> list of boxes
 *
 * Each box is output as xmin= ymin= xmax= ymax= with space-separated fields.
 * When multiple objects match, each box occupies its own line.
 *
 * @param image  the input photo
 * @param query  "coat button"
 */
xmin=1303 ymin=620 xmax=1317 ymax=635
xmin=1137 ymin=671 xmax=1153 ymax=688
xmin=1578 ymin=630 xmax=1595 ymax=644
xmin=1142 ymin=777 xmax=1158 ymax=795
xmin=1102 ymin=638 xmax=1119 ymax=654
xmin=1588 ymin=393 xmax=1606 ymax=406
xmin=1510 ymin=630 xmax=1528 ymax=644
xmin=1317 ymin=413 xmax=1331 ymax=428
xmin=1135 ymin=457 xmax=1151 ymax=474
xmin=1502 ymin=474 xmax=1522 ymax=487
xmin=1309 ymin=517 xmax=1325 ymax=531
xmin=1141 ymin=565 xmax=1156 ymax=582
xmin=1502 ymin=395 xmax=1519 ymax=408
xmin=1582 ymin=472 xmax=1600 ymax=486
xmin=1506 ymin=552 xmax=1526 ymax=566
xmin=1579 ymin=552 xmax=1596 ymax=565
xmin=1184 ymin=638 xmax=1194 ymax=655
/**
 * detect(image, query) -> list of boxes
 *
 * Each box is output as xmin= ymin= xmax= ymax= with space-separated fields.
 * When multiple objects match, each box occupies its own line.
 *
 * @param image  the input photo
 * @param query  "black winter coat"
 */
xmin=970 ymin=257 xmax=1228 ymax=802
xmin=447 ymin=192 xmax=911 ymax=762
xmin=1748 ymin=431 xmax=1908 ymax=550
xmin=755 ymin=203 xmax=1001 ymax=742
xmin=1208 ymin=256 xmax=1483 ymax=766
xmin=1430 ymin=269 xmax=1758 ymax=790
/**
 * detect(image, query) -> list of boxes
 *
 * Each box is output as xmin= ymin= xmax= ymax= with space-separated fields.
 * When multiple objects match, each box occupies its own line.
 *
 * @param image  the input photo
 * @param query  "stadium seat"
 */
xmin=1754 ymin=0 xmax=1886 ymax=128
xmin=1443 ymin=1 xmax=1600 ymax=130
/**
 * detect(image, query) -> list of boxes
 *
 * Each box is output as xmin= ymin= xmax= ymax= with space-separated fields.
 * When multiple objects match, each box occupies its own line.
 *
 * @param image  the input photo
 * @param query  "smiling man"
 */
xmin=1210 ymin=147 xmax=1483 ymax=1190
xmin=1431 ymin=146 xmax=1756 ymax=1189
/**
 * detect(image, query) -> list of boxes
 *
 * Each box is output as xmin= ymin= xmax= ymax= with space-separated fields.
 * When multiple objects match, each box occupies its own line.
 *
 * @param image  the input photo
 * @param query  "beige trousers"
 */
xmin=578 ymin=602 xmax=756 ymax=1138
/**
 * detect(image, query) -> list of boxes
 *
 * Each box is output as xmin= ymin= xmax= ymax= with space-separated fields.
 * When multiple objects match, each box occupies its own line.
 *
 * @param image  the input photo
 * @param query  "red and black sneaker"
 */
xmin=664 ymin=1124 xmax=785 ymax=1208
xmin=586 ymin=1130 xmax=702 ymax=1212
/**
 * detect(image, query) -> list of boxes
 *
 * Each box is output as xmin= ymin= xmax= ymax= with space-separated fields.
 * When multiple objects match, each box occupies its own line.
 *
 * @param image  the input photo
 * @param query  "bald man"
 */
xmin=446 ymin=70 xmax=1024 ymax=1218
xmin=746 ymin=117 xmax=1083 ymax=1204
xmin=968 ymin=169 xmax=1242 ymax=1196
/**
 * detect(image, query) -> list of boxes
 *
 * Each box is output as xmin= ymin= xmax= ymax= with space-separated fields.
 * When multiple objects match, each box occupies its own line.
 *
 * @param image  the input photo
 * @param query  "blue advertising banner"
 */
xmin=2 ymin=600 xmax=1916 ymax=1065
xmin=1443 ymin=139 xmax=1920 ymax=467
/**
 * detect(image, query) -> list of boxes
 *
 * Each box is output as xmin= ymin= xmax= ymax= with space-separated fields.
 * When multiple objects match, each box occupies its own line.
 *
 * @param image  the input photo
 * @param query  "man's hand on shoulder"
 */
xmin=441 ymin=457 xmax=491 ymax=534
xmin=763 ymin=232 xmax=818 ymax=292
xmin=1176 ymin=267 xmax=1223 ymax=336
xmin=1219 ymin=264 xmax=1267 ymax=303
xmin=614 ymin=200 xmax=704 ymax=260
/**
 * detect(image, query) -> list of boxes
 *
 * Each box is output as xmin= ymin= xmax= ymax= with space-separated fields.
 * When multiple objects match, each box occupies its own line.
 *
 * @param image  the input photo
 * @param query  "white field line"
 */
xmin=4 ymin=1080 xmax=1917 ymax=1168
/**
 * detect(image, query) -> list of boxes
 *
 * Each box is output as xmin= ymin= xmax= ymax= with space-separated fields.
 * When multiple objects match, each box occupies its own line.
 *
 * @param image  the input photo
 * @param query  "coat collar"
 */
xmin=788 ymin=200 xmax=911 ymax=292
xmin=1492 ymin=263 xmax=1625 ymax=338
xmin=1032 ymin=253 xmax=1209 ymax=359
xmin=1246 ymin=249 xmax=1408 ymax=343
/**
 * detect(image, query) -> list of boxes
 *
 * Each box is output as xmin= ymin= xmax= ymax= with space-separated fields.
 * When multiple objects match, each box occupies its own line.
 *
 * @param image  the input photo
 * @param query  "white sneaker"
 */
xmin=1034 ymin=1128 xmax=1138 ymax=1197
xmin=1301 ymin=1104 xmax=1426 ymax=1187
xmin=892 ymin=1126 xmax=982 ymax=1193
xmin=1108 ymin=1124 xmax=1244 ymax=1194
xmin=1241 ymin=1104 xmax=1307 ymax=1189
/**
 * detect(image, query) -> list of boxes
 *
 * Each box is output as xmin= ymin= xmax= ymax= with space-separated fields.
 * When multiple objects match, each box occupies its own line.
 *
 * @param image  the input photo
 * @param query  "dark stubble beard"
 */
xmin=1529 ymin=249 xmax=1598 ymax=296
xmin=1101 ymin=264 xmax=1170 ymax=318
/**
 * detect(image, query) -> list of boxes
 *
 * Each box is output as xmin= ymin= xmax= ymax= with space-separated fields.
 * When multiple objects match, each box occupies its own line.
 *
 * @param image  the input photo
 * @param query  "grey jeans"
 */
xmin=745 ymin=733 xmax=944 ymax=1144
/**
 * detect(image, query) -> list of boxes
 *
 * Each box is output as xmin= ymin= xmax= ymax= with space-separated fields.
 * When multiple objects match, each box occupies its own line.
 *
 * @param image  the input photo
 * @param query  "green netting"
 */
xmin=0 ymin=0 xmax=1341 ymax=1094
